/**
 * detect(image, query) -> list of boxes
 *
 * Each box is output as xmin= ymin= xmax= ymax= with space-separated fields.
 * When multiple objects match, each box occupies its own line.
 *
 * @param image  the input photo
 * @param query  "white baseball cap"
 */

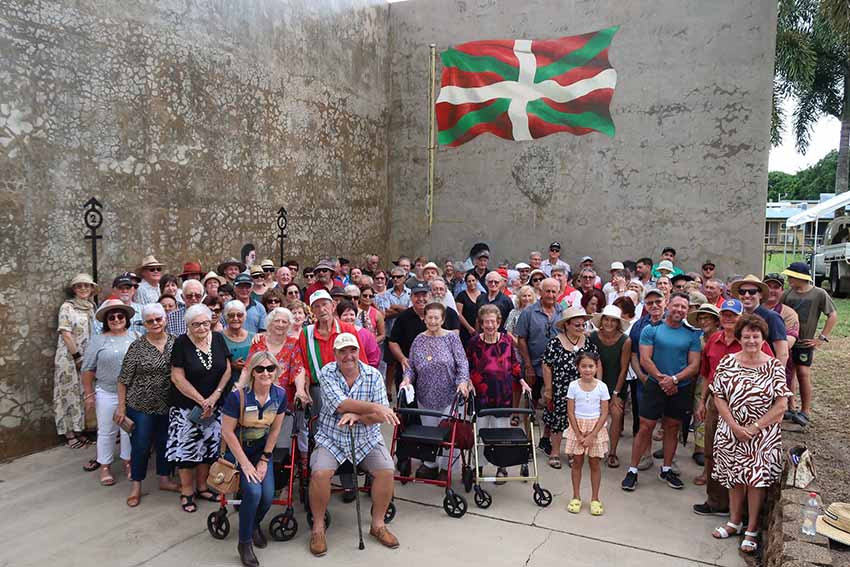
xmin=333 ymin=332 xmax=359 ymax=351
xmin=309 ymin=289 xmax=333 ymax=306
xmin=610 ymin=261 xmax=625 ymax=271
xmin=515 ymin=262 xmax=531 ymax=270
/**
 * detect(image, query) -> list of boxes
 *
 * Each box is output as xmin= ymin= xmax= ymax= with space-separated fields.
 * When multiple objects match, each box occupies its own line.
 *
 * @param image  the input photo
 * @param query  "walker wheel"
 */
xmin=462 ymin=466 xmax=474 ymax=493
xmin=373 ymin=500 xmax=396 ymax=523
xmin=207 ymin=509 xmax=230 ymax=539
xmin=520 ymin=464 xmax=529 ymax=478
xmin=473 ymin=487 xmax=492 ymax=509
xmin=269 ymin=511 xmax=298 ymax=541
xmin=533 ymin=486 xmax=553 ymax=507
xmin=442 ymin=490 xmax=467 ymax=518
xmin=306 ymin=510 xmax=331 ymax=529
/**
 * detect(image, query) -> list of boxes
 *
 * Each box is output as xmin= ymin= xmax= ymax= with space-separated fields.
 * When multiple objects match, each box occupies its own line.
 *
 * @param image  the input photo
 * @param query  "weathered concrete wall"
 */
xmin=0 ymin=0 xmax=389 ymax=458
xmin=386 ymin=0 xmax=776 ymax=273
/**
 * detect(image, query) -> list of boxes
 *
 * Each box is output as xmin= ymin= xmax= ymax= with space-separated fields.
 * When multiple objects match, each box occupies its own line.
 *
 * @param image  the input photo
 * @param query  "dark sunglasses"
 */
xmin=263 ymin=267 xmax=275 ymax=273
xmin=147 ymin=266 xmax=162 ymax=272
xmin=107 ymin=312 xmax=126 ymax=321
xmin=251 ymin=274 xmax=265 ymax=279
xmin=184 ymin=292 xmax=203 ymax=299
xmin=549 ymin=247 xmax=560 ymax=252
xmin=266 ymin=298 xmax=281 ymax=304
xmin=304 ymin=273 xmax=315 ymax=278
xmin=144 ymin=316 xmax=164 ymax=325
xmin=315 ymin=268 xmax=331 ymax=274
xmin=286 ymin=290 xmax=300 ymax=296
xmin=361 ymin=293 xmax=374 ymax=298
xmin=531 ymin=277 xmax=543 ymax=283
xmin=391 ymin=275 xmax=404 ymax=279
xmin=645 ymin=299 xmax=663 ymax=306
xmin=738 ymin=288 xmax=760 ymax=296
xmin=254 ymin=364 xmax=277 ymax=374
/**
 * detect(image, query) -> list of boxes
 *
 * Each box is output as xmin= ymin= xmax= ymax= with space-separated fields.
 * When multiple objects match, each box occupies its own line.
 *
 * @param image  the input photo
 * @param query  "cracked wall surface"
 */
xmin=386 ymin=0 xmax=776 ymax=272
xmin=0 ymin=0 xmax=389 ymax=458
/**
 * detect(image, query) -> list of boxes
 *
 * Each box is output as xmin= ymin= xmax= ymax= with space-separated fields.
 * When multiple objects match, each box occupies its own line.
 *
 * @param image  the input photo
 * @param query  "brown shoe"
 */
xmin=369 ymin=525 xmax=400 ymax=549
xmin=310 ymin=531 xmax=328 ymax=556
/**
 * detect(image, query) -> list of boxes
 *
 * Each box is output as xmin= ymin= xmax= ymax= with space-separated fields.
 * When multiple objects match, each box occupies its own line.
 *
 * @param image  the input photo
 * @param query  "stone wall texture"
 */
xmin=386 ymin=0 xmax=777 ymax=274
xmin=0 ymin=0 xmax=390 ymax=458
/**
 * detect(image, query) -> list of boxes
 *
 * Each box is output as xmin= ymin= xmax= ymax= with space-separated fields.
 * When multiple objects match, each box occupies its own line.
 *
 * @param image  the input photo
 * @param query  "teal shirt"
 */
xmin=650 ymin=263 xmax=684 ymax=278
xmin=223 ymin=331 xmax=255 ymax=364
xmin=639 ymin=321 xmax=702 ymax=386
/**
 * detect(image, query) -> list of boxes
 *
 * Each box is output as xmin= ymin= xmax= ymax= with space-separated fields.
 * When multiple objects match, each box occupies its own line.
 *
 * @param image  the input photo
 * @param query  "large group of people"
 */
xmin=54 ymin=244 xmax=839 ymax=564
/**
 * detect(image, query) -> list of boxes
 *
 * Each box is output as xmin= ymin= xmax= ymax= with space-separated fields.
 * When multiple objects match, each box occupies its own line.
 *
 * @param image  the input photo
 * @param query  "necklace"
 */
xmin=195 ymin=338 xmax=213 ymax=370
xmin=566 ymin=334 xmax=581 ymax=352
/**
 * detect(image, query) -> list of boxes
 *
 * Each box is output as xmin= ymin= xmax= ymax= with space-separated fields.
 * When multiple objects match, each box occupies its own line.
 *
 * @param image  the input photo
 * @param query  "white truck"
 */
xmin=813 ymin=215 xmax=850 ymax=298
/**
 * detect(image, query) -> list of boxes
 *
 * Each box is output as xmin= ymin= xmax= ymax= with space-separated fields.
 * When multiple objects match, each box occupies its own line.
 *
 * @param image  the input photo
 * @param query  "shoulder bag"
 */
xmin=207 ymin=388 xmax=244 ymax=495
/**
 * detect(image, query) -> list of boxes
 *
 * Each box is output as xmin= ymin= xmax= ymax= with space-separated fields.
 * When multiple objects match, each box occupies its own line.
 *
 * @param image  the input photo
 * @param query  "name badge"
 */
xmin=245 ymin=406 xmax=258 ymax=412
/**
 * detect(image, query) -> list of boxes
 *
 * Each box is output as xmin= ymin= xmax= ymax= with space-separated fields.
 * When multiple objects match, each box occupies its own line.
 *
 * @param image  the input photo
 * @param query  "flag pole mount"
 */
xmin=427 ymin=43 xmax=437 ymax=234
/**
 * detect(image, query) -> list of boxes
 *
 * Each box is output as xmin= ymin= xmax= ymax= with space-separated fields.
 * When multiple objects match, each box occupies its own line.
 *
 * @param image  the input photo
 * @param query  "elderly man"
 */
xmin=515 ymin=278 xmax=563 ymax=454
xmin=466 ymin=249 xmax=490 ymax=289
xmin=430 ymin=278 xmax=457 ymax=313
xmin=577 ymin=267 xmax=599 ymax=297
xmin=136 ymin=255 xmax=164 ymax=305
xmin=540 ymin=241 xmax=570 ymax=277
xmin=552 ymin=265 xmax=581 ymax=308
xmin=233 ymin=273 xmax=267 ymax=334
xmin=274 ymin=266 xmax=293 ymax=289
xmin=308 ymin=333 xmax=400 ymax=556
xmin=363 ymin=254 xmax=380 ymax=278
xmin=306 ymin=259 xmax=337 ymax=298
xmin=476 ymin=272 xmax=514 ymax=331
xmin=421 ymin=262 xmax=442 ymax=284
xmin=166 ymin=279 xmax=204 ymax=335
xmin=529 ymin=251 xmax=543 ymax=271
xmin=703 ymin=278 xmax=725 ymax=308
xmin=730 ymin=275 xmax=788 ymax=366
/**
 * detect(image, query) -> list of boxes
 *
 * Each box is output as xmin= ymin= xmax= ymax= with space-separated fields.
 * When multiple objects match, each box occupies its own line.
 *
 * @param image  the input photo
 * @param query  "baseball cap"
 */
xmin=644 ymin=287 xmax=664 ymax=300
xmin=515 ymin=262 xmax=531 ymax=270
xmin=333 ymin=332 xmax=359 ymax=351
xmin=410 ymin=282 xmax=430 ymax=294
xmin=549 ymin=241 xmax=561 ymax=250
xmin=702 ymin=260 xmax=716 ymax=269
xmin=234 ymin=273 xmax=253 ymax=286
xmin=112 ymin=273 xmax=138 ymax=288
xmin=330 ymin=286 xmax=347 ymax=297
xmin=720 ymin=299 xmax=743 ymax=315
xmin=610 ymin=261 xmax=625 ymax=271
xmin=309 ymin=289 xmax=333 ymax=305
xmin=580 ymin=256 xmax=593 ymax=263
xmin=763 ymin=272 xmax=785 ymax=285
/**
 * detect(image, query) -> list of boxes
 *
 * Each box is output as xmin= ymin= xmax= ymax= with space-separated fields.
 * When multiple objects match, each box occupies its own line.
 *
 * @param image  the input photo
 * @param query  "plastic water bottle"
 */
xmin=802 ymin=492 xmax=819 ymax=536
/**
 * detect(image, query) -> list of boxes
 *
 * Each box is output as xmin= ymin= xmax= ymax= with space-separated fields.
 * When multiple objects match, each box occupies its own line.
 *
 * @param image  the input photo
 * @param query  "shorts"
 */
xmin=638 ymin=379 xmax=694 ymax=422
xmin=310 ymin=437 xmax=394 ymax=472
xmin=791 ymin=346 xmax=814 ymax=367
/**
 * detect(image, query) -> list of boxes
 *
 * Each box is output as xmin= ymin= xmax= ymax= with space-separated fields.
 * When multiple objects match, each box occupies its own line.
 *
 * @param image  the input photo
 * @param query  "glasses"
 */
xmin=738 ymin=288 xmax=760 ymax=296
xmin=486 ymin=280 xmax=500 ymax=285
xmin=315 ymin=268 xmax=330 ymax=274
xmin=531 ymin=277 xmax=543 ymax=283
xmin=144 ymin=316 xmax=164 ymax=325
xmin=374 ymin=276 xmax=386 ymax=280
xmin=226 ymin=312 xmax=245 ymax=319
xmin=391 ymin=275 xmax=404 ymax=279
xmin=581 ymin=275 xmax=594 ymax=280
xmin=703 ymin=266 xmax=715 ymax=271
xmin=304 ymin=273 xmax=315 ymax=278
xmin=263 ymin=267 xmax=275 ymax=272
xmin=184 ymin=292 xmax=203 ymax=299
xmin=254 ymin=364 xmax=277 ymax=374
xmin=147 ymin=267 xmax=162 ymax=272
xmin=107 ymin=312 xmax=126 ymax=322
xmin=645 ymin=299 xmax=663 ymax=306
xmin=251 ymin=274 xmax=265 ymax=280
xmin=549 ymin=248 xmax=560 ymax=252
xmin=286 ymin=290 xmax=300 ymax=296
xmin=190 ymin=320 xmax=211 ymax=328
xmin=266 ymin=299 xmax=281 ymax=305
xmin=361 ymin=293 xmax=374 ymax=299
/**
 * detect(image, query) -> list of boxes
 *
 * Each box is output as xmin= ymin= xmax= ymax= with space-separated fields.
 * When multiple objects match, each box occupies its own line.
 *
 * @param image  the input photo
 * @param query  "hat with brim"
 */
xmin=817 ymin=502 xmax=850 ymax=546
xmin=179 ymin=261 xmax=203 ymax=278
xmin=249 ymin=265 xmax=265 ymax=277
xmin=781 ymin=262 xmax=813 ymax=283
xmin=687 ymin=303 xmax=721 ymax=327
xmin=261 ymin=259 xmax=275 ymax=270
xmin=137 ymin=255 xmax=164 ymax=274
xmin=95 ymin=298 xmax=135 ymax=322
xmin=422 ymin=262 xmax=442 ymax=277
xmin=729 ymin=275 xmax=769 ymax=298
xmin=314 ymin=259 xmax=337 ymax=274
xmin=202 ymin=271 xmax=225 ymax=286
xmin=69 ymin=273 xmax=101 ymax=294
xmin=592 ymin=305 xmax=629 ymax=333
xmin=217 ymin=258 xmax=246 ymax=274
xmin=554 ymin=306 xmax=592 ymax=331
xmin=656 ymin=260 xmax=675 ymax=274
xmin=529 ymin=269 xmax=546 ymax=280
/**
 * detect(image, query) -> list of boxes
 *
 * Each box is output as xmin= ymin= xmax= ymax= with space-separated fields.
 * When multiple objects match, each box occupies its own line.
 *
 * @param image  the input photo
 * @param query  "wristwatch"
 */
xmin=613 ymin=390 xmax=620 ymax=397
xmin=671 ymin=375 xmax=679 ymax=385
xmin=262 ymin=451 xmax=273 ymax=460
xmin=819 ymin=334 xmax=829 ymax=343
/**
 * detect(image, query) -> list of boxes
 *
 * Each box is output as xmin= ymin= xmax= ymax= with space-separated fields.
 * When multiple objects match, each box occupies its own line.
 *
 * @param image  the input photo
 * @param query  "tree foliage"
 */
xmin=768 ymin=149 xmax=848 ymax=200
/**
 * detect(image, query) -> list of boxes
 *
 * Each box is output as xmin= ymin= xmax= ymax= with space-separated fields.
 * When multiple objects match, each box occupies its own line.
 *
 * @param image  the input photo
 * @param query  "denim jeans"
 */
xmin=227 ymin=443 xmax=275 ymax=544
xmin=126 ymin=407 xmax=172 ymax=481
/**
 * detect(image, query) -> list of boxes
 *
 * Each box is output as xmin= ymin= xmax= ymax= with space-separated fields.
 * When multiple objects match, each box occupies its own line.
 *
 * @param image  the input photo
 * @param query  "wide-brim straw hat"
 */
xmin=137 ymin=254 xmax=164 ymax=273
xmin=202 ymin=271 xmax=225 ymax=286
xmin=687 ymin=303 xmax=721 ymax=327
xmin=817 ymin=502 xmax=850 ymax=546
xmin=217 ymin=257 xmax=246 ymax=274
xmin=95 ymin=298 xmax=136 ymax=322
xmin=69 ymin=273 xmax=101 ymax=294
xmin=422 ymin=261 xmax=442 ymax=276
xmin=554 ymin=306 xmax=592 ymax=331
xmin=592 ymin=304 xmax=629 ymax=333
xmin=729 ymin=274 xmax=769 ymax=298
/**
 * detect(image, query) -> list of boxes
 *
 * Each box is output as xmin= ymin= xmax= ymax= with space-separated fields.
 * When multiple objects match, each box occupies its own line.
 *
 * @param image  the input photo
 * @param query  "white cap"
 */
xmin=580 ymin=256 xmax=593 ymax=263
xmin=309 ymin=289 xmax=333 ymax=306
xmin=515 ymin=262 xmax=531 ymax=270
xmin=333 ymin=332 xmax=359 ymax=350
xmin=610 ymin=261 xmax=625 ymax=271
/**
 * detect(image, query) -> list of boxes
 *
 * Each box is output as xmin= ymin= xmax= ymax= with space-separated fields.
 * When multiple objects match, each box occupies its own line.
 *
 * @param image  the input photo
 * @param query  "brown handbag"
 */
xmin=207 ymin=389 xmax=244 ymax=495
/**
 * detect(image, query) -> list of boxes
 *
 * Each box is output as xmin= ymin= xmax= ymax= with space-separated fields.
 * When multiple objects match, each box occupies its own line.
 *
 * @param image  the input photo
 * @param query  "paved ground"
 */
xmin=0 ymin=426 xmax=746 ymax=567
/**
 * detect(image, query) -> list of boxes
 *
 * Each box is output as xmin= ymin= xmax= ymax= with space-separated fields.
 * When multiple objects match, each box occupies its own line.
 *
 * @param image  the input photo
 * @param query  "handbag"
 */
xmin=786 ymin=445 xmax=817 ymax=489
xmin=439 ymin=417 xmax=475 ymax=450
xmin=207 ymin=389 xmax=244 ymax=495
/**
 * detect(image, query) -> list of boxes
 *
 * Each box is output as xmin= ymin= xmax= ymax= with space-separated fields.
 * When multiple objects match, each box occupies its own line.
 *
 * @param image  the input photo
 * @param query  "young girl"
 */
xmin=564 ymin=351 xmax=610 ymax=515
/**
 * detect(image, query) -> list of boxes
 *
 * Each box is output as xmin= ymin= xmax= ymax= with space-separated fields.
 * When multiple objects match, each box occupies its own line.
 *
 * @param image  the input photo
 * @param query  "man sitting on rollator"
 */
xmin=308 ymin=333 xmax=401 ymax=557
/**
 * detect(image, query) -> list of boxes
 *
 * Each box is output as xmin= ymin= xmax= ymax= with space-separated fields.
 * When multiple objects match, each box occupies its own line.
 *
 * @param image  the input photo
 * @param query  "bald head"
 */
xmin=540 ymin=277 xmax=559 ymax=307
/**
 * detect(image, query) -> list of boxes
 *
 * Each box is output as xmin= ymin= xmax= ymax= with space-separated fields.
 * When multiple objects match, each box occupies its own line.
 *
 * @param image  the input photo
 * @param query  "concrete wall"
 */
xmin=0 ymin=0 xmax=389 ymax=458
xmin=386 ymin=0 xmax=777 ymax=273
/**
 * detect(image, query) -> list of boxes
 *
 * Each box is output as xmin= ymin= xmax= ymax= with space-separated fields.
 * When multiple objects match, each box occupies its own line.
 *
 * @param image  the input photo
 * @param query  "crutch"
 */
xmin=349 ymin=427 xmax=365 ymax=550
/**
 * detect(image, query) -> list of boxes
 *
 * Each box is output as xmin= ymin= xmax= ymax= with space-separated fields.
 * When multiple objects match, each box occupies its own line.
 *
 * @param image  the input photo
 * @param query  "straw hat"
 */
xmin=817 ymin=502 xmax=850 ymax=546
xmin=69 ymin=273 xmax=100 ymax=294
xmin=201 ymin=271 xmax=225 ymax=286
xmin=95 ymin=298 xmax=135 ymax=322
xmin=656 ymin=260 xmax=675 ymax=274
xmin=729 ymin=274 xmax=769 ymax=298
xmin=137 ymin=255 xmax=164 ymax=273
xmin=422 ymin=261 xmax=442 ymax=276
xmin=592 ymin=305 xmax=629 ymax=333
xmin=687 ymin=303 xmax=721 ymax=327
xmin=554 ymin=306 xmax=592 ymax=331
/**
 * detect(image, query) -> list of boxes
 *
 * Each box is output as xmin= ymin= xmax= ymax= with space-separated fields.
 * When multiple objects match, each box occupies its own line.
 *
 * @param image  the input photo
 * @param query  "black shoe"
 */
xmin=621 ymin=471 xmax=638 ymax=491
xmin=238 ymin=542 xmax=259 ymax=567
xmin=342 ymin=489 xmax=356 ymax=503
xmin=659 ymin=468 xmax=684 ymax=489
xmin=783 ymin=410 xmax=795 ymax=422
xmin=652 ymin=448 xmax=664 ymax=459
xmin=252 ymin=526 xmax=268 ymax=549
xmin=692 ymin=452 xmax=705 ymax=467
xmin=791 ymin=411 xmax=811 ymax=427
xmin=340 ymin=473 xmax=356 ymax=502
xmin=538 ymin=437 xmax=552 ymax=455
xmin=415 ymin=464 xmax=439 ymax=480
xmin=693 ymin=502 xmax=730 ymax=516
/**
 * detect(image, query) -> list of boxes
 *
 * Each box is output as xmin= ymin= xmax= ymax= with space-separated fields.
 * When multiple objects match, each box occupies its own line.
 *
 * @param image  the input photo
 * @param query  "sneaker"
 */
xmin=538 ymin=436 xmax=552 ymax=455
xmin=693 ymin=502 xmax=730 ymax=516
xmin=637 ymin=455 xmax=654 ymax=471
xmin=621 ymin=471 xmax=638 ymax=491
xmin=659 ymin=468 xmax=684 ymax=489
xmin=415 ymin=464 xmax=439 ymax=480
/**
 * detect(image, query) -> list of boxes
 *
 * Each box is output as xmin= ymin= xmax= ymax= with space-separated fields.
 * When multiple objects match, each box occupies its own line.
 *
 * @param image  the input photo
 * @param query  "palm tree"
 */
xmin=773 ymin=0 xmax=849 ymax=195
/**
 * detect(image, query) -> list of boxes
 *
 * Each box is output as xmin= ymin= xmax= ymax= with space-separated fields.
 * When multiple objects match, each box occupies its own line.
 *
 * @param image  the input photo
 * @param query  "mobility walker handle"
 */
xmin=395 ymin=407 xmax=454 ymax=420
xmin=477 ymin=407 xmax=534 ymax=418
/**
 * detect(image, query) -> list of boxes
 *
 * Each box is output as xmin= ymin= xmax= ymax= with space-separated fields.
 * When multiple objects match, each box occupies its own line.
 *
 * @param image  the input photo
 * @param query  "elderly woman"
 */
xmin=456 ymin=272 xmax=482 ymax=346
xmin=246 ymin=307 xmax=306 ymax=410
xmin=166 ymin=304 xmax=232 ymax=513
xmin=588 ymin=305 xmax=631 ymax=468
xmin=117 ymin=303 xmax=181 ymax=506
xmin=505 ymin=285 xmax=535 ymax=338
xmin=81 ymin=298 xmax=137 ymax=485
xmin=687 ymin=303 xmax=721 ymax=478
xmin=261 ymin=287 xmax=286 ymax=313
xmin=400 ymin=302 xmax=471 ymax=479
xmin=286 ymin=299 xmax=310 ymax=338
xmin=222 ymin=352 xmax=288 ymax=566
xmin=542 ymin=307 xmax=598 ymax=469
xmin=337 ymin=301 xmax=381 ymax=367
xmin=710 ymin=314 xmax=790 ymax=554
xmin=282 ymin=283 xmax=302 ymax=304
xmin=223 ymin=300 xmax=255 ymax=376
xmin=54 ymin=274 xmax=98 ymax=449
xmin=466 ymin=305 xmax=529 ymax=480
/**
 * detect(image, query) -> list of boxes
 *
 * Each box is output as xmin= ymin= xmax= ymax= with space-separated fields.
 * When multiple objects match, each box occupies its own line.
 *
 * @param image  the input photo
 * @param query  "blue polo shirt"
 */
xmin=222 ymin=384 xmax=287 ymax=442
xmin=639 ymin=321 xmax=702 ymax=386
xmin=514 ymin=300 xmax=563 ymax=375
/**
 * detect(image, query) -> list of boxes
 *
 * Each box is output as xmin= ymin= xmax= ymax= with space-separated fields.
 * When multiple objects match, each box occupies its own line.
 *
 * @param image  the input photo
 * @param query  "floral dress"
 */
xmin=53 ymin=299 xmax=95 ymax=435
xmin=466 ymin=333 xmax=521 ymax=409
xmin=542 ymin=335 xmax=598 ymax=433
xmin=711 ymin=354 xmax=790 ymax=488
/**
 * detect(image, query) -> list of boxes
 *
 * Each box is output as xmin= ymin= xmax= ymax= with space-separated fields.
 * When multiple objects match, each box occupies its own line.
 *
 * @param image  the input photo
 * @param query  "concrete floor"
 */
xmin=0 ymin=426 xmax=746 ymax=567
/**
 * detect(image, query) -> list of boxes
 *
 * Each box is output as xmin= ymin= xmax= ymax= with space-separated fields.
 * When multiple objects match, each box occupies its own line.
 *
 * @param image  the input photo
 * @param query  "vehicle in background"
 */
xmin=813 ymin=215 xmax=850 ymax=298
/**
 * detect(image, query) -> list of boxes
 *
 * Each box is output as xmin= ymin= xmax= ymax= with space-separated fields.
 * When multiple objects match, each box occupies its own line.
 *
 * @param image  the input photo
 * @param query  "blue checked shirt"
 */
xmin=315 ymin=361 xmax=388 ymax=465
xmin=166 ymin=305 xmax=187 ymax=336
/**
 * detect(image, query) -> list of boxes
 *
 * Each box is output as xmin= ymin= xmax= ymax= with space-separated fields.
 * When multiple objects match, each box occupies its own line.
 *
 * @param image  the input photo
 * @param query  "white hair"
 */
xmin=185 ymin=304 xmax=213 ymax=325
xmin=223 ymin=300 xmax=246 ymax=315
xmin=182 ymin=279 xmax=203 ymax=294
xmin=265 ymin=307 xmax=292 ymax=329
xmin=141 ymin=303 xmax=166 ymax=320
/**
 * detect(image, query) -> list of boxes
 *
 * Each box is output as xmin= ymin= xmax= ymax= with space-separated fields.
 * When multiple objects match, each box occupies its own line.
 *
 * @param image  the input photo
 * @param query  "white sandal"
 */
xmin=712 ymin=522 xmax=743 ymax=539
xmin=740 ymin=531 xmax=759 ymax=553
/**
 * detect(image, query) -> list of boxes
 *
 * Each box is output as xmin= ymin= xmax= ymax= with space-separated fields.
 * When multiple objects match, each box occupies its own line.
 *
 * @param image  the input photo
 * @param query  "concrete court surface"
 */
xmin=0 ymin=426 xmax=746 ymax=567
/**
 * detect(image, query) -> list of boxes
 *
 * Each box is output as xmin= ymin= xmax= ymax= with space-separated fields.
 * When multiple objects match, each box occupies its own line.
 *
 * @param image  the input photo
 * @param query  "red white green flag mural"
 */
xmin=436 ymin=26 xmax=619 ymax=147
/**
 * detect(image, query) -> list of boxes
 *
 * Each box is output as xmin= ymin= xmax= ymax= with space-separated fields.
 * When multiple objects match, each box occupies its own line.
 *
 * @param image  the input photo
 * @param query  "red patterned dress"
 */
xmin=710 ymin=354 xmax=791 ymax=488
xmin=466 ymin=333 xmax=521 ymax=409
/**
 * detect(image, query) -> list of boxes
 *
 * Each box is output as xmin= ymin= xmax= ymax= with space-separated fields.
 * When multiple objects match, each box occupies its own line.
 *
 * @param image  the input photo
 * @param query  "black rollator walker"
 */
xmin=469 ymin=392 xmax=553 ymax=509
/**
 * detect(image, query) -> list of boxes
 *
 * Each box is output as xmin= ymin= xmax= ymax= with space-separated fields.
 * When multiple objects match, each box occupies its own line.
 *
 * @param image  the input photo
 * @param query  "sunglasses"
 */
xmin=738 ymin=288 xmax=760 ymax=296
xmin=315 ymin=269 xmax=330 ymax=274
xmin=107 ymin=312 xmax=126 ymax=321
xmin=531 ymin=277 xmax=543 ymax=283
xmin=144 ymin=316 xmax=164 ymax=325
xmin=391 ymin=275 xmax=404 ymax=279
xmin=486 ymin=280 xmax=500 ymax=285
xmin=549 ymin=248 xmax=560 ymax=252
xmin=251 ymin=274 xmax=265 ymax=279
xmin=226 ymin=312 xmax=245 ymax=319
xmin=286 ymin=290 xmax=300 ymax=296
xmin=254 ymin=364 xmax=277 ymax=374
xmin=263 ymin=267 xmax=275 ymax=272
xmin=361 ymin=293 xmax=374 ymax=299
xmin=266 ymin=298 xmax=281 ymax=304
xmin=304 ymin=273 xmax=315 ymax=278
xmin=703 ymin=266 xmax=715 ymax=271
xmin=184 ymin=292 xmax=203 ymax=299
xmin=645 ymin=299 xmax=663 ymax=306
xmin=147 ymin=267 xmax=162 ymax=272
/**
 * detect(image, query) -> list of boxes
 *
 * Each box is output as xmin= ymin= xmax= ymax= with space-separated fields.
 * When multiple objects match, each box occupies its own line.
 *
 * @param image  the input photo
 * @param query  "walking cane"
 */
xmin=349 ymin=426 xmax=365 ymax=550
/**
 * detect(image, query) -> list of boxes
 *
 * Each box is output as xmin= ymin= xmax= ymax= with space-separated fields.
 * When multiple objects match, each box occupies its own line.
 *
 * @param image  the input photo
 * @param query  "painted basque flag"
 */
xmin=436 ymin=26 xmax=619 ymax=147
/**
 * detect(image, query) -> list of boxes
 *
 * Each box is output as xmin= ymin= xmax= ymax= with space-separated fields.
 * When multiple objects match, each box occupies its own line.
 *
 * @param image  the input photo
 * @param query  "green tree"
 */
xmin=769 ymin=150 xmax=850 ymax=200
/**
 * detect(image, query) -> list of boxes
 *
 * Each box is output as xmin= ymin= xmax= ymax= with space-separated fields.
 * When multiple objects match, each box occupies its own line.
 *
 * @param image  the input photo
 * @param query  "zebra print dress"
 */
xmin=710 ymin=354 xmax=791 ymax=488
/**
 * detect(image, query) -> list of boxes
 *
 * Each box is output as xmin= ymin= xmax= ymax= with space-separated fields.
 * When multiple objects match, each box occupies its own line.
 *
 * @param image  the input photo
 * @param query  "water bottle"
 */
xmin=802 ymin=492 xmax=819 ymax=536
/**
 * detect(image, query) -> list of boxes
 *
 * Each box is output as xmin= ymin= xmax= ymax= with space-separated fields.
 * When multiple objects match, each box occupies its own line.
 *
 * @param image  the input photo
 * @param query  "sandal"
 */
xmin=99 ymin=468 xmax=116 ymax=486
xmin=567 ymin=498 xmax=582 ymax=514
xmin=712 ymin=522 xmax=744 ymax=539
xmin=495 ymin=467 xmax=508 ymax=485
xmin=694 ymin=474 xmax=706 ymax=486
xmin=82 ymin=459 xmax=100 ymax=472
xmin=126 ymin=494 xmax=141 ymax=507
xmin=607 ymin=454 xmax=620 ymax=468
xmin=195 ymin=489 xmax=218 ymax=502
xmin=548 ymin=456 xmax=562 ymax=469
xmin=590 ymin=500 xmax=604 ymax=516
xmin=740 ymin=531 xmax=759 ymax=554
xmin=180 ymin=494 xmax=197 ymax=513
xmin=66 ymin=435 xmax=87 ymax=449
